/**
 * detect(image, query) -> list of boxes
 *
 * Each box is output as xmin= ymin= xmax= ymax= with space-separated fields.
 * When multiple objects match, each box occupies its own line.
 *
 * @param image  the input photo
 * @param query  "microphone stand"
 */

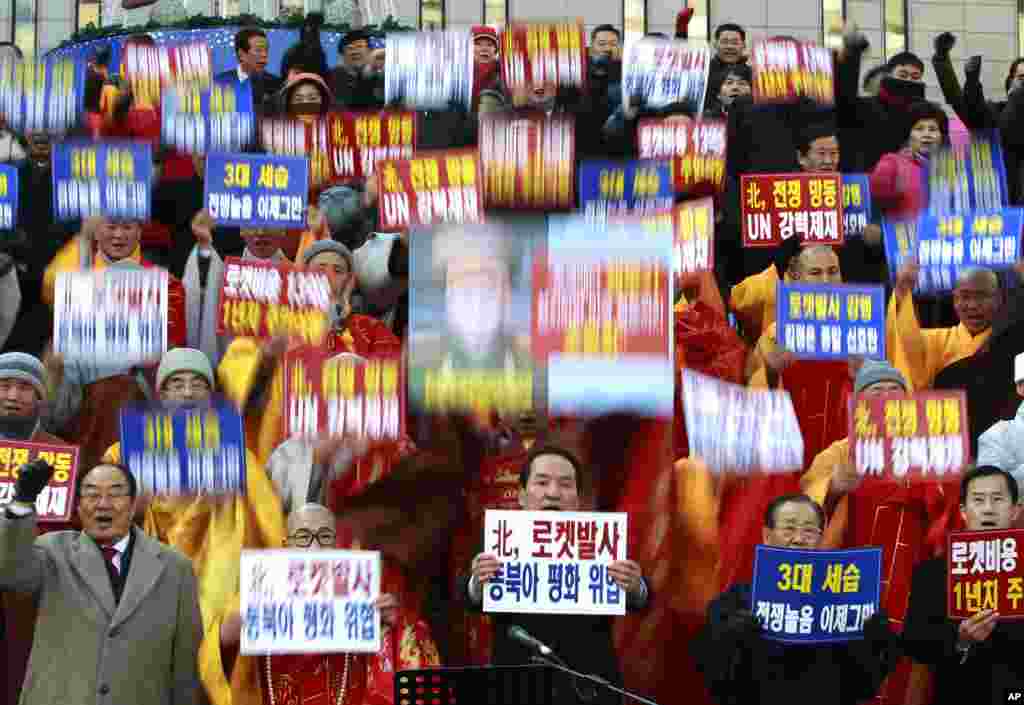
xmin=529 ymin=654 xmax=661 ymax=705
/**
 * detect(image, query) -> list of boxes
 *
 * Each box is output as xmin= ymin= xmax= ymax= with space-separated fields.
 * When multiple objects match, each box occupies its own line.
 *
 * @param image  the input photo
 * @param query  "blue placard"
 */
xmin=577 ymin=160 xmax=674 ymax=220
xmin=0 ymin=164 xmax=18 ymax=229
xmin=928 ymin=133 xmax=1009 ymax=215
xmin=0 ymin=57 xmax=85 ymax=136
xmin=775 ymin=283 xmax=886 ymax=361
xmin=51 ymin=141 xmax=152 ymax=222
xmin=204 ymin=153 xmax=309 ymax=228
xmin=841 ymin=174 xmax=872 ymax=238
xmin=882 ymin=209 xmax=1024 ymax=294
xmin=119 ymin=398 xmax=247 ymax=496
xmin=162 ymin=77 xmax=255 ymax=155
xmin=751 ymin=545 xmax=882 ymax=644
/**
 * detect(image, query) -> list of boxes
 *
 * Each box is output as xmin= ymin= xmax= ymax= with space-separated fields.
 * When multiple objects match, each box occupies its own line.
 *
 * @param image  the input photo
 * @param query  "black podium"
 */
xmin=395 ymin=664 xmax=556 ymax=705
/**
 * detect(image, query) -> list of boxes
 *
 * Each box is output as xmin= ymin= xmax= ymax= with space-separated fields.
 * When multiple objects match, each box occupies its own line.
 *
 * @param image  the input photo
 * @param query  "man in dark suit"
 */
xmin=0 ymin=459 xmax=202 ymax=705
xmin=215 ymin=27 xmax=283 ymax=114
xmin=463 ymin=445 xmax=649 ymax=705
xmin=904 ymin=466 xmax=1024 ymax=705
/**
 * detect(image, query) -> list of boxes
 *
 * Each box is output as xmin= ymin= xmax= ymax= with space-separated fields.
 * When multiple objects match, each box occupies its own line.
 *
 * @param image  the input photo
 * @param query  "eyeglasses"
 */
xmin=287 ymin=529 xmax=336 ymax=547
xmin=80 ymin=489 xmax=132 ymax=503
xmin=774 ymin=525 xmax=823 ymax=539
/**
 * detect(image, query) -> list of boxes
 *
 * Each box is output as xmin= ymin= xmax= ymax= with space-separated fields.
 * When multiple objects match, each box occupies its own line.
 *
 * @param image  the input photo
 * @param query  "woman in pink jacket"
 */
xmin=869 ymin=101 xmax=948 ymax=221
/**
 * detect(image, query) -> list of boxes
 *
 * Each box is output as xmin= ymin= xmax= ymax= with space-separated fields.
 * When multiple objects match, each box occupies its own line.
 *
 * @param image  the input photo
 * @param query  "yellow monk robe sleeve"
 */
xmin=293 ymin=227 xmax=321 ymax=266
xmin=42 ymin=237 xmax=85 ymax=308
xmin=243 ymin=448 xmax=287 ymax=552
xmin=256 ymin=367 xmax=285 ymax=466
xmin=672 ymin=457 xmax=720 ymax=613
xmin=801 ymin=437 xmax=851 ymax=550
xmin=746 ymin=323 xmax=776 ymax=388
xmin=886 ymin=290 xmax=954 ymax=391
xmin=217 ymin=337 xmax=265 ymax=411
xmin=199 ymin=594 xmax=264 ymax=705
xmin=728 ymin=265 xmax=778 ymax=343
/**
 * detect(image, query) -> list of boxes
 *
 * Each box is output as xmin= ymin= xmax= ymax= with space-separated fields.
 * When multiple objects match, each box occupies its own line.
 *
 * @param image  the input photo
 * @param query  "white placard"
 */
xmin=53 ymin=268 xmax=169 ymax=366
xmin=240 ymin=549 xmax=382 ymax=655
xmin=482 ymin=510 xmax=628 ymax=616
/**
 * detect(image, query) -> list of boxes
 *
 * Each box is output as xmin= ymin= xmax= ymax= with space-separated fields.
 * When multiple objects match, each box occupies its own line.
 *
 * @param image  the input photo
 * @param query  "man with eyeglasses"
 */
xmin=0 ymin=458 xmax=202 ymax=705
xmin=101 ymin=346 xmax=287 ymax=687
xmin=695 ymin=493 xmax=896 ymax=705
xmin=209 ymin=502 xmax=439 ymax=705
xmin=889 ymin=264 xmax=1002 ymax=392
xmin=904 ymin=465 xmax=1024 ymax=705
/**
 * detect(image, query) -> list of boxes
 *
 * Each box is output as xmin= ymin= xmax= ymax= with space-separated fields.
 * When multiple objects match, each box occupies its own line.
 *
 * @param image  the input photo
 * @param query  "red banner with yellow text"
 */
xmin=750 ymin=38 xmax=834 ymax=106
xmin=636 ymin=117 xmax=727 ymax=196
xmin=376 ymin=149 xmax=484 ymax=230
xmin=741 ymin=173 xmax=843 ymax=247
xmin=948 ymin=528 xmax=1024 ymax=619
xmin=479 ymin=112 xmax=575 ymax=210
xmin=0 ymin=440 xmax=79 ymax=522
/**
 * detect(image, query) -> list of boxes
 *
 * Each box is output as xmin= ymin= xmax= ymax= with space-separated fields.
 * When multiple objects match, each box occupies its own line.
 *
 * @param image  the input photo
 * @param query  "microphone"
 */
xmin=507 ymin=625 xmax=554 ymax=657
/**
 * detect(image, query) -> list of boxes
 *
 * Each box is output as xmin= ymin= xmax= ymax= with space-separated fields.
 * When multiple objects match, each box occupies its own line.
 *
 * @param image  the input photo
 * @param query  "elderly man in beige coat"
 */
xmin=0 ymin=458 xmax=203 ymax=705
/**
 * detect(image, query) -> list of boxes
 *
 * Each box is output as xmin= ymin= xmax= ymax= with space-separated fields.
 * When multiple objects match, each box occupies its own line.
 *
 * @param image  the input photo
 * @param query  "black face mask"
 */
xmin=881 ymin=75 xmax=925 ymax=101
xmin=0 ymin=413 xmax=36 ymax=440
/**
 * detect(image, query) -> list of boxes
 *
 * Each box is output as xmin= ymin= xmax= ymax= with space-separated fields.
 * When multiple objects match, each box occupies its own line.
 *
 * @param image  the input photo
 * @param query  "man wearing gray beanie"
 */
xmin=0 ymin=352 xmax=63 ymax=444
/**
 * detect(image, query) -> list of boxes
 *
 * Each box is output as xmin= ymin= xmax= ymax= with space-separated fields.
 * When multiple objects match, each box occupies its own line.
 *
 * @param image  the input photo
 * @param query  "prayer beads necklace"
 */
xmin=264 ymin=653 xmax=351 ymax=705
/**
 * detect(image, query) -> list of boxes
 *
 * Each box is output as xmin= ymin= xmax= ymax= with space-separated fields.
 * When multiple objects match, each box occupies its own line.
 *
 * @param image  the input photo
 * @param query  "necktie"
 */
xmin=101 ymin=545 xmax=119 ymax=575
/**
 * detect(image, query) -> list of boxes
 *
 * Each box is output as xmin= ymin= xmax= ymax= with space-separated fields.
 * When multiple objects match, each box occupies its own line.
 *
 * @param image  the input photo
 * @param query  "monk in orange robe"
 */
xmin=802 ymin=360 xmax=960 ymax=705
xmin=218 ymin=239 xmax=401 ymax=464
xmin=887 ymin=262 xmax=998 ymax=392
xmin=202 ymin=503 xmax=440 ymax=705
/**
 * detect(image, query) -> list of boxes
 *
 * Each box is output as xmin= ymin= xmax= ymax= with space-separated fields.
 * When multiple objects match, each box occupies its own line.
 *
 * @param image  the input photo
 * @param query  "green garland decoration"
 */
xmin=55 ymin=12 xmax=415 ymax=52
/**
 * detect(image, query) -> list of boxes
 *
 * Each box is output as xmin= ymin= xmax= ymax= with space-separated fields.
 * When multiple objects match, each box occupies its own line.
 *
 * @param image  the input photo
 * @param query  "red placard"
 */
xmin=260 ymin=117 xmax=333 ymax=189
xmin=479 ymin=112 xmax=575 ymax=210
xmin=947 ymin=529 xmax=1024 ymax=619
xmin=376 ymin=149 xmax=484 ymax=231
xmin=750 ymin=38 xmax=834 ymax=106
xmin=282 ymin=348 xmax=405 ymax=440
xmin=217 ymin=258 xmax=331 ymax=344
xmin=849 ymin=391 xmax=970 ymax=481
xmin=501 ymin=22 xmax=587 ymax=97
xmin=326 ymin=111 xmax=417 ymax=182
xmin=741 ymin=173 xmax=844 ymax=247
xmin=0 ymin=440 xmax=80 ymax=522
xmin=636 ymin=118 xmax=727 ymax=196
xmin=674 ymin=198 xmax=715 ymax=279
xmin=122 ymin=41 xmax=212 ymax=106
xmin=531 ymin=240 xmax=671 ymax=359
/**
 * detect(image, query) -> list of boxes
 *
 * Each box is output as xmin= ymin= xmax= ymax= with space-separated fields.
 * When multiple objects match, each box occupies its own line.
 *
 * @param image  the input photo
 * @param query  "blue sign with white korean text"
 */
xmin=119 ymin=398 xmax=247 ymax=497
xmin=928 ymin=133 xmax=1009 ymax=215
xmin=204 ymin=153 xmax=309 ymax=228
xmin=775 ymin=283 xmax=886 ymax=361
xmin=51 ymin=141 xmax=152 ymax=222
xmin=0 ymin=56 xmax=85 ymax=136
xmin=162 ymin=78 xmax=255 ymax=155
xmin=882 ymin=209 xmax=1024 ymax=294
xmin=0 ymin=164 xmax=19 ymax=229
xmin=842 ymin=174 xmax=871 ymax=238
xmin=752 ymin=545 xmax=882 ymax=644
xmin=577 ymin=160 xmax=674 ymax=220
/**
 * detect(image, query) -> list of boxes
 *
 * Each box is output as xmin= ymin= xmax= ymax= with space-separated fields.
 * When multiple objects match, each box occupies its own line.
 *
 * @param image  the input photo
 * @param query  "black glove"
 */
xmin=717 ymin=591 xmax=764 ymax=643
xmin=13 ymin=459 xmax=54 ymax=504
xmin=0 ymin=252 xmax=13 ymax=278
xmin=843 ymin=28 xmax=870 ymax=54
xmin=934 ymin=32 xmax=956 ymax=57
xmin=965 ymin=55 xmax=983 ymax=83
xmin=773 ymin=235 xmax=803 ymax=278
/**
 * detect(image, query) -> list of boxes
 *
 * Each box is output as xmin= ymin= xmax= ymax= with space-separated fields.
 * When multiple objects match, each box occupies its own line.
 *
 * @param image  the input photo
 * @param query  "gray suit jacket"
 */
xmin=0 ymin=515 xmax=203 ymax=705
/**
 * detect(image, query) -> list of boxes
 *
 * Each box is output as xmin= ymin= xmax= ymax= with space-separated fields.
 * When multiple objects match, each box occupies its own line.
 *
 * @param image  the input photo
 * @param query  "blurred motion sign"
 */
xmin=479 ymin=113 xmax=575 ymax=210
xmin=882 ymin=210 xmax=1024 ymax=294
xmin=217 ymin=258 xmax=330 ymax=345
xmin=849 ymin=391 xmax=970 ymax=479
xmin=385 ymin=31 xmax=473 ymax=110
xmin=673 ymin=198 xmax=715 ymax=278
xmin=842 ymin=175 xmax=871 ymax=238
xmin=120 ymin=399 xmax=247 ymax=496
xmin=327 ymin=111 xmax=417 ymax=182
xmin=636 ymin=117 xmax=727 ymax=196
xmin=0 ymin=56 xmax=85 ymax=136
xmin=376 ymin=149 xmax=483 ymax=230
xmin=54 ymin=268 xmax=168 ymax=366
xmin=681 ymin=368 xmax=804 ymax=474
xmin=0 ymin=440 xmax=78 ymax=522
xmin=52 ymin=141 xmax=153 ymax=222
xmin=120 ymin=41 xmax=212 ymax=107
xmin=947 ymin=529 xmax=1024 ymax=619
xmin=752 ymin=546 xmax=882 ymax=644
xmin=742 ymin=173 xmax=843 ymax=247
xmin=283 ymin=349 xmax=404 ymax=440
xmin=577 ymin=159 xmax=673 ymax=221
xmin=0 ymin=164 xmax=18 ymax=229
xmin=162 ymin=78 xmax=255 ymax=155
xmin=622 ymin=38 xmax=711 ymax=114
xmin=776 ymin=283 xmax=886 ymax=361
xmin=750 ymin=38 xmax=834 ymax=106
xmin=501 ymin=22 xmax=587 ymax=95
xmin=205 ymin=153 xmax=309 ymax=229
xmin=929 ymin=135 xmax=1009 ymax=214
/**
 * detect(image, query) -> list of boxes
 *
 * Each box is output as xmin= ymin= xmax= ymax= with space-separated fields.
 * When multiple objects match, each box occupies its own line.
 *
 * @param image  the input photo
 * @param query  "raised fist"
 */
xmin=13 ymin=459 xmax=54 ymax=504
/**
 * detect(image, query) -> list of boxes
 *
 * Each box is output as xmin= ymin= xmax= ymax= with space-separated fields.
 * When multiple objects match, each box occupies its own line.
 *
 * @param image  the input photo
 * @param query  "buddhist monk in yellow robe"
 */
xmin=746 ymin=245 xmax=841 ymax=388
xmin=101 ymin=347 xmax=286 ymax=646
xmin=802 ymin=360 xmax=959 ymax=705
xmin=202 ymin=503 xmax=440 ymax=705
xmin=729 ymin=264 xmax=778 ymax=344
xmin=886 ymin=262 xmax=999 ymax=392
